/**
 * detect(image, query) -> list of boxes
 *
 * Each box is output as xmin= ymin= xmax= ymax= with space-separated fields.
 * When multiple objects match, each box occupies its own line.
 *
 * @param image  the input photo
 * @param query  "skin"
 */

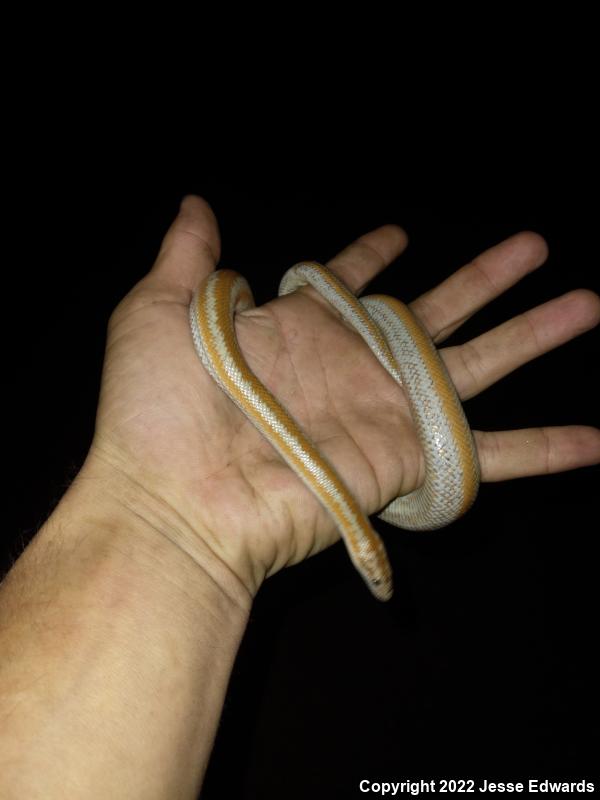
xmin=0 ymin=195 xmax=598 ymax=798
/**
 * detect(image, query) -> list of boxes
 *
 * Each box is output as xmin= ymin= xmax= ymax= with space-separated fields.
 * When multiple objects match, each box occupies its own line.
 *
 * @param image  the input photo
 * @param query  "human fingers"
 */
xmin=442 ymin=289 xmax=600 ymax=400
xmin=410 ymin=231 xmax=549 ymax=342
xmin=325 ymin=224 xmax=409 ymax=294
xmin=149 ymin=195 xmax=221 ymax=294
xmin=474 ymin=425 xmax=600 ymax=482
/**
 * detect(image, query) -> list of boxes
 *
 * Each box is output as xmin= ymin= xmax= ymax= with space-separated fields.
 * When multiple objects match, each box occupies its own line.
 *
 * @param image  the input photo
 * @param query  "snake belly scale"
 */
xmin=189 ymin=262 xmax=480 ymax=601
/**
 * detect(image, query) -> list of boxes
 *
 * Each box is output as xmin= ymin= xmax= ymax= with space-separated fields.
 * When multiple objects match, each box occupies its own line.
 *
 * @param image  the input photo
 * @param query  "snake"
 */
xmin=189 ymin=261 xmax=480 ymax=601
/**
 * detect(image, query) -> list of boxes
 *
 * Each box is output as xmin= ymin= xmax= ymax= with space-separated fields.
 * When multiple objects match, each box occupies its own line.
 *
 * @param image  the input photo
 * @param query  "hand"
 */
xmin=85 ymin=195 xmax=600 ymax=597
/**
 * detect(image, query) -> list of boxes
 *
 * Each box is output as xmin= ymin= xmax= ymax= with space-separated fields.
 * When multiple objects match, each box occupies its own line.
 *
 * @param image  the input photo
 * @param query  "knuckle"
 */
xmin=459 ymin=341 xmax=485 ymax=391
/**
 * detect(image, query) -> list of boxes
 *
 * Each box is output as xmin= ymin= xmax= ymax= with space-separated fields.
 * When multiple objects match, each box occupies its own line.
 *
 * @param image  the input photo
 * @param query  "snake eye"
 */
xmin=372 ymin=578 xmax=382 ymax=586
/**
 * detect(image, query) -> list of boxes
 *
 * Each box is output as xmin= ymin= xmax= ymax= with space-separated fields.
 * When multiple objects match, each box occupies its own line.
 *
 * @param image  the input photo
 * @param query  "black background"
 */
xmin=4 ymin=172 xmax=599 ymax=798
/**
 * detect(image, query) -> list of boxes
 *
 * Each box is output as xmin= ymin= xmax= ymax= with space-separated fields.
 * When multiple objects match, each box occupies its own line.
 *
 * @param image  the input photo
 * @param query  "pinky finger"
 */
xmin=475 ymin=426 xmax=600 ymax=482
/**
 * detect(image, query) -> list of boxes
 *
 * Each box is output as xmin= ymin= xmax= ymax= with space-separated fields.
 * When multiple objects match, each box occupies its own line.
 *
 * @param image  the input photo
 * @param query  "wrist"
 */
xmin=1 ymin=450 xmax=251 ymax=798
xmin=57 ymin=451 xmax=254 ymax=616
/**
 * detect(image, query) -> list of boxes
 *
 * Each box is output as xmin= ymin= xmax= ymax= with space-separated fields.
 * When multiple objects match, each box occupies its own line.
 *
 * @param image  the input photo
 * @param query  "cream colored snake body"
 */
xmin=189 ymin=262 xmax=480 ymax=601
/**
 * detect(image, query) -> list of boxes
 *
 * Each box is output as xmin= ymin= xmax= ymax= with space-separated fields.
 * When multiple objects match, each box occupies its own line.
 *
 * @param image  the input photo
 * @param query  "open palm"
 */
xmin=87 ymin=196 xmax=600 ymax=596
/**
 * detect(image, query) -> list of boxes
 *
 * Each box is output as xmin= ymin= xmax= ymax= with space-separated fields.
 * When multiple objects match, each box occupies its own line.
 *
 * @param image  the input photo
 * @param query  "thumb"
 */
xmin=150 ymin=195 xmax=221 ymax=291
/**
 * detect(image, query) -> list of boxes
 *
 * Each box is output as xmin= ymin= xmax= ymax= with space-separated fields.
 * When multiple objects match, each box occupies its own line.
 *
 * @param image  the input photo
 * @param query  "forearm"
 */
xmin=0 ymin=458 xmax=251 ymax=799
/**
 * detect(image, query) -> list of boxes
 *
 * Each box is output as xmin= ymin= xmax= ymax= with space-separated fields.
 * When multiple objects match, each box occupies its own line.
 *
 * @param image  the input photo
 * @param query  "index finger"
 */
xmin=326 ymin=225 xmax=409 ymax=294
